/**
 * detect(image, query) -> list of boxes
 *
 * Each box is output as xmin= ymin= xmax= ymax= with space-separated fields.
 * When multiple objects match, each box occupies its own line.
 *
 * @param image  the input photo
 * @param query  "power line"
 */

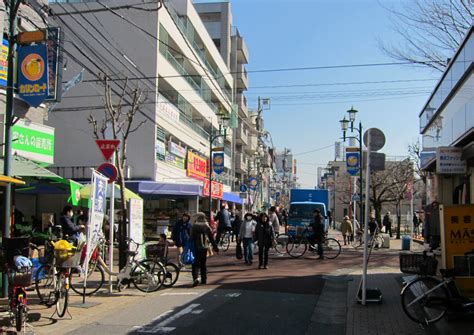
xmin=293 ymin=144 xmax=334 ymax=156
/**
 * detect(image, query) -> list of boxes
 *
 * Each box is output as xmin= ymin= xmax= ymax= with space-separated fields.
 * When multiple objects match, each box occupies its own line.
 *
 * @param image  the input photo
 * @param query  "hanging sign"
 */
xmin=0 ymin=39 xmax=8 ymax=87
xmin=249 ymin=177 xmax=259 ymax=190
xmin=187 ymin=150 xmax=207 ymax=180
xmin=203 ymin=179 xmax=224 ymax=199
xmin=95 ymin=139 xmax=121 ymax=161
xmin=213 ymin=152 xmax=224 ymax=174
xmin=346 ymin=152 xmax=360 ymax=176
xmin=17 ymin=44 xmax=49 ymax=107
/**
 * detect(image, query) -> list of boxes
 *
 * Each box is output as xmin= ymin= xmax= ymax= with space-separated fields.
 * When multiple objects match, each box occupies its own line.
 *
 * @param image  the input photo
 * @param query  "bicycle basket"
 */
xmin=399 ymin=252 xmax=438 ymax=275
xmin=146 ymin=243 xmax=167 ymax=261
xmin=54 ymin=248 xmax=81 ymax=268
xmin=8 ymin=267 xmax=32 ymax=287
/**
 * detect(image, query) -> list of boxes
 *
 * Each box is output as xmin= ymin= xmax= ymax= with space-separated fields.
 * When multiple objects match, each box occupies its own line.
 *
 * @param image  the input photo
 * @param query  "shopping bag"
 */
xmin=236 ymin=241 xmax=243 ymax=259
xmin=207 ymin=247 xmax=214 ymax=257
xmin=181 ymin=240 xmax=195 ymax=265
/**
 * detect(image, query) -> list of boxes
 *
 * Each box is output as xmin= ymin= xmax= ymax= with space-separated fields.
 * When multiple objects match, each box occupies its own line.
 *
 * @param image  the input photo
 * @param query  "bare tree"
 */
xmin=379 ymin=0 xmax=473 ymax=71
xmin=88 ymin=75 xmax=146 ymax=267
xmin=408 ymin=139 xmax=428 ymax=206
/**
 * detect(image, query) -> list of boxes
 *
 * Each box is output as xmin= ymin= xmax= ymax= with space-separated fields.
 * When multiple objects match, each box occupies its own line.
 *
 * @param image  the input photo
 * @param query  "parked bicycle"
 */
xmin=2 ymin=237 xmax=33 ymax=332
xmin=286 ymin=227 xmax=341 ymax=259
xmin=351 ymin=226 xmax=384 ymax=249
xmin=69 ymin=237 xmax=166 ymax=294
xmin=400 ymin=250 xmax=474 ymax=326
xmin=217 ymin=230 xmax=231 ymax=252
xmin=253 ymin=232 xmax=290 ymax=255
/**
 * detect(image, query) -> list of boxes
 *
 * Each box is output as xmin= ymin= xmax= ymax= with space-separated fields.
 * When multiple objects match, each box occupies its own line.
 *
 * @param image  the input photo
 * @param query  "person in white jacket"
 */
xmin=239 ymin=213 xmax=256 ymax=265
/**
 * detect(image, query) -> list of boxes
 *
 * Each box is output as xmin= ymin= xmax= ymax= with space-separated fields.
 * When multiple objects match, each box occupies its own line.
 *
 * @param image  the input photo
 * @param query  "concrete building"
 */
xmin=419 ymin=26 xmax=474 ymax=207
xmin=46 ymin=0 xmax=243 ymax=229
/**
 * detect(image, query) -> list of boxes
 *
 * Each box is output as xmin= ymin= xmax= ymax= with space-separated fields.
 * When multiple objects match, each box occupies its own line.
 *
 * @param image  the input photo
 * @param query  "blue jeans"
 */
xmin=243 ymin=238 xmax=253 ymax=263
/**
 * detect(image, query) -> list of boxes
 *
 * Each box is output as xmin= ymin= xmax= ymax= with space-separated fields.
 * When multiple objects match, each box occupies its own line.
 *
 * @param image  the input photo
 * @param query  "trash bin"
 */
xmin=402 ymin=235 xmax=411 ymax=250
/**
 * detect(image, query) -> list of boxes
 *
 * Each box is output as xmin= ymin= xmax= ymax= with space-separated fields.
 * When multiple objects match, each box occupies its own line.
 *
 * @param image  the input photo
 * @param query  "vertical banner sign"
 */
xmin=129 ymin=198 xmax=144 ymax=259
xmin=45 ymin=27 xmax=64 ymax=102
xmin=346 ymin=152 xmax=360 ymax=176
xmin=18 ymin=44 xmax=49 ymax=107
xmin=212 ymin=152 xmax=224 ymax=174
xmin=442 ymin=205 xmax=474 ymax=298
xmin=83 ymin=171 xmax=108 ymax=280
xmin=0 ymin=39 xmax=8 ymax=87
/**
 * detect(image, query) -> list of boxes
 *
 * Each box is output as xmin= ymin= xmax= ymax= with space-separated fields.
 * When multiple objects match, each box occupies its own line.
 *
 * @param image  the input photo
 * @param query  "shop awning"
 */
xmin=126 ymin=181 xmax=201 ymax=196
xmin=223 ymin=192 xmax=244 ymax=204
xmin=80 ymin=183 xmax=141 ymax=201
xmin=0 ymin=155 xmax=63 ymax=182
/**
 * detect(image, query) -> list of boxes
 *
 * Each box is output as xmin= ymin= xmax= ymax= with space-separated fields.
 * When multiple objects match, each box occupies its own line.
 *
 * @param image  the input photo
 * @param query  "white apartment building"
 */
xmin=46 ymin=0 xmax=244 ymax=222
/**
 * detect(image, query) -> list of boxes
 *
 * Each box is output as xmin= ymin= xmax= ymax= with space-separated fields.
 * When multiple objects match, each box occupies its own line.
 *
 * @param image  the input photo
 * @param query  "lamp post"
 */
xmin=340 ymin=107 xmax=364 ymax=230
xmin=208 ymin=111 xmax=229 ymax=224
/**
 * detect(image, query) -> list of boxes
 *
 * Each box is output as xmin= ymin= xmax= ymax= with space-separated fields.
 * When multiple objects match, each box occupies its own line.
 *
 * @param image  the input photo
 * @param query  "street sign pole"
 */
xmin=362 ymin=131 xmax=371 ymax=306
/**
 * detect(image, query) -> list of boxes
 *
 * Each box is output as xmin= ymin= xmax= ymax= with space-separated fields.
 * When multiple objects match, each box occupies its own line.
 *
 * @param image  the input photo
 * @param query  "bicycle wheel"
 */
xmin=351 ymin=235 xmax=363 ymax=248
xmin=161 ymin=262 xmax=180 ymax=288
xmin=35 ymin=264 xmax=56 ymax=306
xmin=323 ymin=238 xmax=341 ymax=259
xmin=275 ymin=234 xmax=290 ymax=254
xmin=220 ymin=234 xmax=230 ymax=251
xmin=56 ymin=273 xmax=69 ymax=318
xmin=15 ymin=303 xmax=24 ymax=332
xmin=401 ymin=277 xmax=448 ymax=325
xmin=70 ymin=263 xmax=105 ymax=296
xmin=132 ymin=259 xmax=165 ymax=293
xmin=373 ymin=235 xmax=384 ymax=249
xmin=287 ymin=238 xmax=307 ymax=258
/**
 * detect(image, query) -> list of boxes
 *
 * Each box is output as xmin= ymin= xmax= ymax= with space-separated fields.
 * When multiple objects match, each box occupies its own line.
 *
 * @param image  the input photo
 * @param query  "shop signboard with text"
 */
xmin=203 ymin=179 xmax=223 ymax=199
xmin=442 ymin=205 xmax=474 ymax=298
xmin=11 ymin=119 xmax=55 ymax=165
xmin=17 ymin=44 xmax=49 ymax=107
xmin=157 ymin=95 xmax=180 ymax=123
xmin=168 ymin=142 xmax=186 ymax=158
xmin=187 ymin=150 xmax=207 ymax=180
xmin=0 ymin=39 xmax=8 ymax=87
xmin=436 ymin=147 xmax=467 ymax=174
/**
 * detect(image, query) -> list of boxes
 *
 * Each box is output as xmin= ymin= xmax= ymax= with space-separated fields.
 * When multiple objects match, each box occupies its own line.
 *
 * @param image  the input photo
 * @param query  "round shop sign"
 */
xmin=98 ymin=163 xmax=118 ymax=184
xmin=249 ymin=177 xmax=259 ymax=190
xmin=347 ymin=154 xmax=359 ymax=167
xmin=21 ymin=53 xmax=46 ymax=81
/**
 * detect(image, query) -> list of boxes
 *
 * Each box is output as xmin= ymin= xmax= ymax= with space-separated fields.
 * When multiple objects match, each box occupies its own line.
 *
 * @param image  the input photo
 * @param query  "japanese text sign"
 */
xmin=187 ymin=150 xmax=207 ymax=180
xmin=96 ymin=139 xmax=120 ymax=161
xmin=437 ymin=147 xmax=466 ymax=174
xmin=18 ymin=44 xmax=49 ymax=107
xmin=203 ymin=179 xmax=223 ymax=199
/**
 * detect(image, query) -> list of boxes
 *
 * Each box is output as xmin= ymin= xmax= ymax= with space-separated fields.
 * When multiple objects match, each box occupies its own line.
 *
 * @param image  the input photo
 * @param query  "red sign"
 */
xmin=96 ymin=139 xmax=120 ymax=161
xmin=187 ymin=150 xmax=207 ymax=180
xmin=203 ymin=179 xmax=223 ymax=199
xmin=97 ymin=163 xmax=118 ymax=184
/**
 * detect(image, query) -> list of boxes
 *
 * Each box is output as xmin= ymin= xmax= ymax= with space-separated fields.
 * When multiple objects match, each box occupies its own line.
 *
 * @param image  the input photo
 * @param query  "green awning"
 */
xmin=0 ymin=155 xmax=64 ymax=182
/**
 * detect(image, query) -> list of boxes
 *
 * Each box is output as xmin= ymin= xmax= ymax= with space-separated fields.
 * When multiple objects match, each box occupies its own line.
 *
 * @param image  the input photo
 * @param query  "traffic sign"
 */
xmin=239 ymin=192 xmax=247 ymax=199
xmin=97 ymin=163 xmax=118 ymax=184
xmin=363 ymin=128 xmax=385 ymax=151
xmin=239 ymin=184 xmax=248 ymax=192
xmin=96 ymin=139 xmax=120 ymax=161
xmin=352 ymin=193 xmax=360 ymax=202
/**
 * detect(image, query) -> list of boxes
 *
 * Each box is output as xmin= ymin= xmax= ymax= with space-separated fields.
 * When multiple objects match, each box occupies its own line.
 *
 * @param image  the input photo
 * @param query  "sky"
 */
xmin=225 ymin=0 xmax=441 ymax=187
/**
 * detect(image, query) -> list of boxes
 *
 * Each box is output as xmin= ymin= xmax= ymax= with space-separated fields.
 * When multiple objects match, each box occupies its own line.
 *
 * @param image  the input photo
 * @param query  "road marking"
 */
xmin=161 ymin=292 xmax=200 ymax=296
xmin=191 ymin=309 xmax=203 ymax=314
xmin=225 ymin=293 xmax=241 ymax=298
xmin=134 ymin=304 xmax=201 ymax=333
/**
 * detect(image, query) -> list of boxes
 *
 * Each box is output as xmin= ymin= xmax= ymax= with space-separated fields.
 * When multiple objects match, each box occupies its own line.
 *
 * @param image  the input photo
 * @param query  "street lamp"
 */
xmin=340 ymin=107 xmax=363 ymax=230
xmin=208 ymin=110 xmax=229 ymax=224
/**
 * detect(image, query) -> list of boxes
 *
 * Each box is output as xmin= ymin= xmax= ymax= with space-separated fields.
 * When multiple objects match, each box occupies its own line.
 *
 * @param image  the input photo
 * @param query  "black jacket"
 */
xmin=190 ymin=221 xmax=218 ymax=251
xmin=255 ymin=222 xmax=275 ymax=247
xmin=60 ymin=215 xmax=82 ymax=236
xmin=311 ymin=214 xmax=325 ymax=237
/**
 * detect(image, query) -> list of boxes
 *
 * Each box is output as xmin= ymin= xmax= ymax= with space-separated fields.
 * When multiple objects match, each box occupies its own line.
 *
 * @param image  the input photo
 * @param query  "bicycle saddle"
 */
xmin=440 ymin=268 xmax=457 ymax=278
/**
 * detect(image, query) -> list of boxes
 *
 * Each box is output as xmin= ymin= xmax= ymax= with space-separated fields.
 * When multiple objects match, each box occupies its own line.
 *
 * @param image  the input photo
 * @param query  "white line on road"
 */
xmin=160 ymin=292 xmax=200 ymax=296
xmin=134 ymin=304 xmax=201 ymax=333
xmin=225 ymin=293 xmax=242 ymax=298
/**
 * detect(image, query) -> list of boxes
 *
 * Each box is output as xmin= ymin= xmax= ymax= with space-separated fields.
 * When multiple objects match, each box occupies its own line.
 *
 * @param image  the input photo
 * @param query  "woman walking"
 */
xmin=340 ymin=216 xmax=353 ymax=245
xmin=171 ymin=213 xmax=192 ymax=267
xmin=255 ymin=213 xmax=275 ymax=269
xmin=239 ymin=213 xmax=256 ymax=265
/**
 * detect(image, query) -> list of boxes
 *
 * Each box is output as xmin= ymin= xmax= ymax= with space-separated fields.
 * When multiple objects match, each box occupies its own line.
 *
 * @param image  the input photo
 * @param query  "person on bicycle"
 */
xmin=239 ymin=213 xmax=256 ymax=265
xmin=310 ymin=209 xmax=325 ymax=259
xmin=255 ymin=213 xmax=275 ymax=269
xmin=215 ymin=205 xmax=232 ymax=244
xmin=60 ymin=205 xmax=85 ymax=240
xmin=190 ymin=212 xmax=218 ymax=287
xmin=171 ymin=213 xmax=192 ymax=267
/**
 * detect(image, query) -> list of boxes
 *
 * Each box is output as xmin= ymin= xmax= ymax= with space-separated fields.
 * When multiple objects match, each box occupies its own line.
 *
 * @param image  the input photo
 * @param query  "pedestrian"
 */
xmin=268 ymin=206 xmax=280 ymax=235
xmin=340 ymin=215 xmax=353 ymax=246
xmin=368 ymin=216 xmax=378 ymax=236
xmin=171 ymin=213 xmax=192 ymax=267
xmin=59 ymin=205 xmax=85 ymax=240
xmin=382 ymin=212 xmax=392 ymax=237
xmin=255 ymin=213 xmax=275 ymax=269
xmin=310 ymin=209 xmax=325 ymax=259
xmin=189 ymin=212 xmax=218 ymax=287
xmin=215 ymin=204 xmax=232 ymax=244
xmin=413 ymin=213 xmax=420 ymax=238
xmin=232 ymin=210 xmax=242 ymax=242
xmin=239 ymin=212 xmax=256 ymax=265
xmin=281 ymin=209 xmax=288 ymax=233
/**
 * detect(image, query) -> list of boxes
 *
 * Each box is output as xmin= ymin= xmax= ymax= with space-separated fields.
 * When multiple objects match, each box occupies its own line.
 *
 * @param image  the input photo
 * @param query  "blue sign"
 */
xmin=239 ymin=184 xmax=248 ymax=192
xmin=18 ymin=44 xmax=49 ymax=107
xmin=249 ymin=177 xmax=259 ymax=190
xmin=212 ymin=152 xmax=224 ymax=174
xmin=352 ymin=193 xmax=360 ymax=202
xmin=346 ymin=152 xmax=360 ymax=176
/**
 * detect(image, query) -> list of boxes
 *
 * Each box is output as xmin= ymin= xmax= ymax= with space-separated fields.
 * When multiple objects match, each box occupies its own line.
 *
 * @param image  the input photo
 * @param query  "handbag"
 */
xmin=236 ymin=241 xmax=243 ymax=259
xmin=181 ymin=240 xmax=195 ymax=265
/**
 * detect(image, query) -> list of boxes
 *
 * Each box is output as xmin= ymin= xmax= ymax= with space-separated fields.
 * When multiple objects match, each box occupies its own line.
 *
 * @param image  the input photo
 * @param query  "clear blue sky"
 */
xmin=227 ymin=0 xmax=441 ymax=187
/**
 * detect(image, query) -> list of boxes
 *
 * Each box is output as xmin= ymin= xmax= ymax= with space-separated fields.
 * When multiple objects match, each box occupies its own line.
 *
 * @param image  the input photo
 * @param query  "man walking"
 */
xmin=383 ymin=212 xmax=392 ymax=237
xmin=310 ymin=209 xmax=325 ymax=259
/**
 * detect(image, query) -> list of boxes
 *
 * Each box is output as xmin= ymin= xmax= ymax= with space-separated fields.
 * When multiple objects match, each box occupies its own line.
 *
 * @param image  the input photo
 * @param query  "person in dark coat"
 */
xmin=231 ymin=210 xmax=242 ymax=242
xmin=189 ymin=212 xmax=218 ymax=286
xmin=60 ymin=205 xmax=85 ymax=238
xmin=255 ymin=213 xmax=275 ymax=269
xmin=215 ymin=205 xmax=232 ymax=244
xmin=310 ymin=209 xmax=325 ymax=259
xmin=171 ymin=213 xmax=192 ymax=267
xmin=382 ymin=212 xmax=393 ymax=237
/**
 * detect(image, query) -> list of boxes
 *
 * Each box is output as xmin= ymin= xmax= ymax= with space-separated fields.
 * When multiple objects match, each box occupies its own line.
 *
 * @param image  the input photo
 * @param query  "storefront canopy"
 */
xmin=79 ymin=183 xmax=141 ymax=201
xmin=223 ymin=192 xmax=244 ymax=205
xmin=0 ymin=155 xmax=63 ymax=182
xmin=126 ymin=181 xmax=201 ymax=197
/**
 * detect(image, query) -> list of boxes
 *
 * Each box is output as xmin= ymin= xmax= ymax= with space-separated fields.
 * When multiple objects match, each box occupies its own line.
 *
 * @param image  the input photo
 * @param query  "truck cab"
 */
xmin=287 ymin=189 xmax=330 ymax=237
